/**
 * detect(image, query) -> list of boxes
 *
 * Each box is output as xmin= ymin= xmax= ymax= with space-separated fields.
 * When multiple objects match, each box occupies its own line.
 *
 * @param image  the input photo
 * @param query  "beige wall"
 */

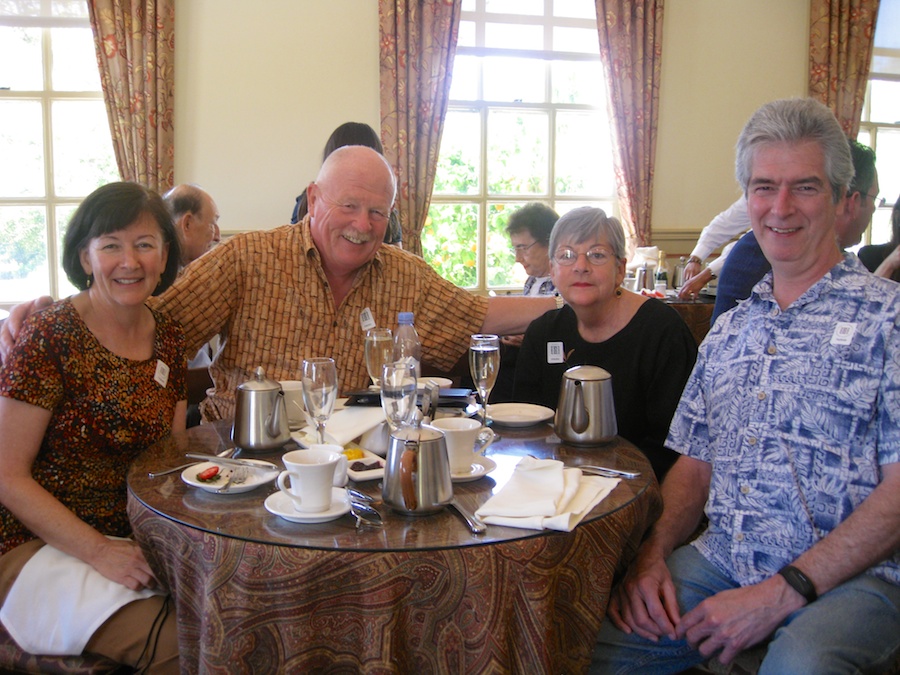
xmin=175 ymin=0 xmax=809 ymax=255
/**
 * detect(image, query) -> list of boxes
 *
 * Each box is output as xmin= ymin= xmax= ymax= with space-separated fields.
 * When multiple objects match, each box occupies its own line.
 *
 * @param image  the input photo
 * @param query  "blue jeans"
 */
xmin=590 ymin=545 xmax=900 ymax=675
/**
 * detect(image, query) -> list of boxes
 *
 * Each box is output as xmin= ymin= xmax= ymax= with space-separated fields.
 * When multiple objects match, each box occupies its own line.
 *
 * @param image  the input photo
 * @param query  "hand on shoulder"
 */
xmin=0 ymin=296 xmax=53 ymax=363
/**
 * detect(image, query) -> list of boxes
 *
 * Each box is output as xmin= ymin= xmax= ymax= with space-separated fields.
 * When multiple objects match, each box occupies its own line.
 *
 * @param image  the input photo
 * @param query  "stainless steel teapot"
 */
xmin=382 ymin=424 xmax=452 ymax=515
xmin=231 ymin=367 xmax=291 ymax=451
xmin=554 ymin=365 xmax=618 ymax=445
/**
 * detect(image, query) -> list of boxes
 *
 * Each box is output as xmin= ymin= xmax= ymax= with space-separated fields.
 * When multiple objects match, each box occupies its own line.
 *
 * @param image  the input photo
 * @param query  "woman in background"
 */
xmin=514 ymin=207 xmax=697 ymax=480
xmin=858 ymin=195 xmax=900 ymax=282
xmin=0 ymin=182 xmax=185 ymax=672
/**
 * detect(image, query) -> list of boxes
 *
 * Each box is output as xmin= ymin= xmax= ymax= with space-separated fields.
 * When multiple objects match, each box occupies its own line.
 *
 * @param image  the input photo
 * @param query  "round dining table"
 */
xmin=127 ymin=417 xmax=661 ymax=674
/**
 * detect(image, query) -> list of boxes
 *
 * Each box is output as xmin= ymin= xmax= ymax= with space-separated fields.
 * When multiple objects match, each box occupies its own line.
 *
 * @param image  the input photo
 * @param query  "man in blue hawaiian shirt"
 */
xmin=591 ymin=98 xmax=900 ymax=674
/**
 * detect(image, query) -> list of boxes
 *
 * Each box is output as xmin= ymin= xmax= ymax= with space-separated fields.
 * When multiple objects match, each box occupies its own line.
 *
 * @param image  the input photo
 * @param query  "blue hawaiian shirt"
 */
xmin=667 ymin=255 xmax=900 ymax=587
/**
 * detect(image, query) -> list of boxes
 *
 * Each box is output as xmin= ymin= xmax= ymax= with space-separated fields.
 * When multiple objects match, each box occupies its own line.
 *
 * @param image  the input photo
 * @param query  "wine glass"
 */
xmin=364 ymin=328 xmax=393 ymax=389
xmin=469 ymin=334 xmax=500 ymax=428
xmin=380 ymin=361 xmax=417 ymax=431
xmin=301 ymin=357 xmax=338 ymax=444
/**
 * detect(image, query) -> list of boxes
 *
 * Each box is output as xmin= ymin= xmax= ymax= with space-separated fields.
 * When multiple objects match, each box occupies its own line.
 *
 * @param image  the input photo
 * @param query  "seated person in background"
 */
xmin=0 ymin=182 xmax=184 ymax=671
xmin=292 ymin=121 xmax=402 ymax=246
xmin=592 ymin=97 xmax=900 ymax=675
xmin=858 ymin=195 xmax=900 ymax=281
xmin=514 ymin=207 xmax=697 ymax=480
xmin=710 ymin=138 xmax=878 ymax=325
xmin=492 ymin=202 xmax=559 ymax=402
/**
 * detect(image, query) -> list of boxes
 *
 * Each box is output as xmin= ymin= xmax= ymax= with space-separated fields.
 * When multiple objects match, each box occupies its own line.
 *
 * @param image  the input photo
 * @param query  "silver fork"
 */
xmin=148 ymin=447 xmax=236 ymax=478
xmin=217 ymin=466 xmax=248 ymax=494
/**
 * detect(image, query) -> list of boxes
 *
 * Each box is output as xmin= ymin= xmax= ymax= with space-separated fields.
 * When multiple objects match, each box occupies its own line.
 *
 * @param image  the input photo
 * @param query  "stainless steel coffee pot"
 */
xmin=382 ymin=424 xmax=452 ymax=515
xmin=231 ymin=367 xmax=291 ymax=451
xmin=554 ymin=365 xmax=618 ymax=445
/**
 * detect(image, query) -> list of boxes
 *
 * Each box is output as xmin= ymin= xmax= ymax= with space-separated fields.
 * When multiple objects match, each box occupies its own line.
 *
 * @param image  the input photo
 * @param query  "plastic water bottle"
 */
xmin=393 ymin=312 xmax=422 ymax=380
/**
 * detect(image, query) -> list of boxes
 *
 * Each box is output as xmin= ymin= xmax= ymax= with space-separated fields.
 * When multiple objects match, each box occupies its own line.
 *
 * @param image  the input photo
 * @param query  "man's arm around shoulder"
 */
xmin=0 ymin=296 xmax=54 ymax=363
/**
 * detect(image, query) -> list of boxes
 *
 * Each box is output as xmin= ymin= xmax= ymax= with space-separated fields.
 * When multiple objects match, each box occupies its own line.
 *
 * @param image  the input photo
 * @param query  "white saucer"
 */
xmin=182 ymin=461 xmax=279 ymax=494
xmin=451 ymin=456 xmax=497 ymax=483
xmin=264 ymin=487 xmax=350 ymax=523
xmin=418 ymin=376 xmax=453 ymax=389
xmin=488 ymin=403 xmax=555 ymax=427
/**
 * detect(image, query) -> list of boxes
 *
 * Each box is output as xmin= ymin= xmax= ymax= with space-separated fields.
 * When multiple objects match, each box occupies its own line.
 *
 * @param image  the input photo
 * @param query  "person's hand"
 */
xmin=677 ymin=268 xmax=712 ymax=299
xmin=500 ymin=334 xmax=524 ymax=348
xmin=676 ymin=576 xmax=803 ymax=664
xmin=681 ymin=260 xmax=702 ymax=283
xmin=90 ymin=537 xmax=160 ymax=591
xmin=0 ymin=297 xmax=53 ymax=363
xmin=606 ymin=550 xmax=681 ymax=641
xmin=874 ymin=244 xmax=900 ymax=280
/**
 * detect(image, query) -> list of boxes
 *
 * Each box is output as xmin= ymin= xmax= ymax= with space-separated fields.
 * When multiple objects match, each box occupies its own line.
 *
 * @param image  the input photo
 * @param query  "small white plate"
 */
xmin=418 ymin=376 xmax=452 ymax=389
xmin=487 ymin=403 xmax=555 ymax=427
xmin=346 ymin=449 xmax=385 ymax=482
xmin=181 ymin=461 xmax=279 ymax=494
xmin=291 ymin=429 xmax=340 ymax=449
xmin=264 ymin=487 xmax=351 ymax=523
xmin=451 ymin=456 xmax=497 ymax=483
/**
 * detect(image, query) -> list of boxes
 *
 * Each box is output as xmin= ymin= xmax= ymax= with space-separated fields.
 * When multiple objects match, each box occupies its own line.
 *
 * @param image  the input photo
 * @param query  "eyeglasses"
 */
xmin=862 ymin=192 xmax=886 ymax=208
xmin=513 ymin=240 xmax=539 ymax=253
xmin=553 ymin=246 xmax=615 ymax=267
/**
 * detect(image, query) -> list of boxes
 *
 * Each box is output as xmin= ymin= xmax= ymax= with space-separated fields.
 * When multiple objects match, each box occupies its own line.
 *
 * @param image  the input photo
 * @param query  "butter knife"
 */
xmin=185 ymin=453 xmax=278 ymax=471
xmin=577 ymin=465 xmax=640 ymax=479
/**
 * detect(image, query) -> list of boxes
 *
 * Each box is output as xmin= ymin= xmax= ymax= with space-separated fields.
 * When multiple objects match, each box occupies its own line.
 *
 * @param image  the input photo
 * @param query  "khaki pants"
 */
xmin=0 ymin=539 xmax=179 ymax=674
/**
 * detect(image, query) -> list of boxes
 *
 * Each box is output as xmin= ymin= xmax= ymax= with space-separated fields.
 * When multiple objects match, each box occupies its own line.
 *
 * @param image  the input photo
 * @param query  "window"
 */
xmin=857 ymin=0 xmax=900 ymax=246
xmin=0 ymin=0 xmax=118 ymax=305
xmin=424 ymin=0 xmax=615 ymax=293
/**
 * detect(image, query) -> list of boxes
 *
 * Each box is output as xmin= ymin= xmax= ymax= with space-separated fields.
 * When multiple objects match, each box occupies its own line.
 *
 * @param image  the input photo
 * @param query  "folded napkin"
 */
xmin=0 ymin=539 xmax=163 ymax=655
xmin=474 ymin=457 xmax=619 ymax=531
xmin=293 ymin=405 xmax=386 ymax=447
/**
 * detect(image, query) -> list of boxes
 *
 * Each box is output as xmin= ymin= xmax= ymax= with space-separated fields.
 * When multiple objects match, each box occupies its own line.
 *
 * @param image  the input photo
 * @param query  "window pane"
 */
xmin=0 ymin=206 xmax=50 ymax=299
xmin=552 ymin=26 xmax=600 ymax=54
xmin=868 ymin=207 xmax=893 ymax=246
xmin=434 ymin=111 xmax=481 ymax=195
xmin=0 ymin=100 xmax=45 ymax=197
xmin=486 ymin=203 xmax=528 ymax=288
xmin=449 ymin=55 xmax=479 ymax=101
xmin=486 ymin=0 xmax=543 ymax=15
xmin=552 ymin=59 xmax=604 ymax=105
xmin=51 ymin=0 xmax=88 ymax=18
xmin=0 ymin=1 xmax=42 ymax=16
xmin=869 ymin=80 xmax=900 ymax=124
xmin=484 ymin=57 xmax=545 ymax=103
xmin=875 ymin=128 xmax=900 ymax=211
xmin=52 ymin=27 xmax=101 ymax=91
xmin=485 ymin=23 xmax=543 ymax=50
xmin=487 ymin=110 xmax=548 ymax=194
xmin=556 ymin=111 xmax=614 ymax=195
xmin=457 ymin=19 xmax=475 ymax=48
xmin=52 ymin=100 xmax=119 ymax=196
xmin=422 ymin=204 xmax=479 ymax=288
xmin=0 ymin=26 xmax=43 ymax=90
xmin=554 ymin=0 xmax=596 ymax=20
xmin=56 ymin=203 xmax=79 ymax=297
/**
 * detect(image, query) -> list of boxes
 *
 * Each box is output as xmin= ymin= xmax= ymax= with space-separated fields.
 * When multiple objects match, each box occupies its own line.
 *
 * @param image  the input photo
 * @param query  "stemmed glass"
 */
xmin=364 ymin=328 xmax=393 ymax=389
xmin=469 ymin=334 xmax=500 ymax=428
xmin=380 ymin=361 xmax=417 ymax=431
xmin=301 ymin=357 xmax=338 ymax=444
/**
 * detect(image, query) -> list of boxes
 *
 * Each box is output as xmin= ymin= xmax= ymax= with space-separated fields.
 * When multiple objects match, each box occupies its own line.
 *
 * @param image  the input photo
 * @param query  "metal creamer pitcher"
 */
xmin=554 ymin=365 xmax=617 ymax=445
xmin=382 ymin=424 xmax=452 ymax=515
xmin=231 ymin=367 xmax=291 ymax=451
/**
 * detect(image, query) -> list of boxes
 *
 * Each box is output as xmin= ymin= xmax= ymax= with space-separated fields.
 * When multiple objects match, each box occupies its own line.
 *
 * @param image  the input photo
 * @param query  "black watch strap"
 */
xmin=778 ymin=565 xmax=817 ymax=603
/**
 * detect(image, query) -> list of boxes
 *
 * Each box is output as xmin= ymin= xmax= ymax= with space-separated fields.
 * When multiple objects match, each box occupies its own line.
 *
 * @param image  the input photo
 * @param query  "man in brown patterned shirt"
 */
xmin=2 ymin=147 xmax=556 ymax=421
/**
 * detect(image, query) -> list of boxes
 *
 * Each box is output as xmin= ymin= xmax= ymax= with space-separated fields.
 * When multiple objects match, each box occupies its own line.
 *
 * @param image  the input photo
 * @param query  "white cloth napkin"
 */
xmin=292 ymin=405 xmax=386 ymax=447
xmin=475 ymin=457 xmax=619 ymax=531
xmin=0 ymin=539 xmax=162 ymax=655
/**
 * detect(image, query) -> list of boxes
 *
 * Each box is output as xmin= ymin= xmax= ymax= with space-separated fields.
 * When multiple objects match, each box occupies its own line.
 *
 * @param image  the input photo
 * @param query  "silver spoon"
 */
xmin=148 ymin=447 xmax=236 ymax=478
xmin=349 ymin=500 xmax=383 ymax=529
xmin=449 ymin=498 xmax=486 ymax=534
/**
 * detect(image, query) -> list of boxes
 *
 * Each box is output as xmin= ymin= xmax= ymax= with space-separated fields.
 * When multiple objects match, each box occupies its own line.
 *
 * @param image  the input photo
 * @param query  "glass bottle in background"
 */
xmin=393 ymin=312 xmax=422 ymax=380
xmin=655 ymin=250 xmax=668 ymax=290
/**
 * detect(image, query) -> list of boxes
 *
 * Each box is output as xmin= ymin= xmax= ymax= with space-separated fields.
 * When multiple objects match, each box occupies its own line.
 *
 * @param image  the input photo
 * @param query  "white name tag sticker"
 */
xmin=154 ymin=360 xmax=170 ymax=388
xmin=830 ymin=322 xmax=856 ymax=346
xmin=359 ymin=307 xmax=376 ymax=332
xmin=547 ymin=341 xmax=565 ymax=364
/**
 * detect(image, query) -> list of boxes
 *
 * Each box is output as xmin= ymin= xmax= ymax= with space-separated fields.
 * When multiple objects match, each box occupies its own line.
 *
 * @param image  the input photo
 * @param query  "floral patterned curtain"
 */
xmin=87 ymin=0 xmax=175 ymax=192
xmin=379 ymin=0 xmax=463 ymax=257
xmin=808 ymin=0 xmax=880 ymax=137
xmin=594 ymin=0 xmax=665 ymax=248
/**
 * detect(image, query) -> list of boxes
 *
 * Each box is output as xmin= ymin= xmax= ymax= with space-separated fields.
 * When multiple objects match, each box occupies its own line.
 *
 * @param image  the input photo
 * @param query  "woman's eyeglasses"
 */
xmin=553 ymin=246 xmax=614 ymax=267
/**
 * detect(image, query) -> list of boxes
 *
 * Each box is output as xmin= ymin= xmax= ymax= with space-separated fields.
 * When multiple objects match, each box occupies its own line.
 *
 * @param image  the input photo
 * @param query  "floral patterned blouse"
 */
xmin=0 ymin=299 xmax=186 ymax=554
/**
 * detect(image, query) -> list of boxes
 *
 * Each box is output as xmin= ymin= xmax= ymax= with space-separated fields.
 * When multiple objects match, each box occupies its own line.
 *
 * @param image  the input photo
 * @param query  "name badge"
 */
xmin=154 ymin=360 xmax=170 ymax=388
xmin=830 ymin=322 xmax=856 ymax=346
xmin=360 ymin=307 xmax=376 ymax=331
xmin=547 ymin=342 xmax=565 ymax=364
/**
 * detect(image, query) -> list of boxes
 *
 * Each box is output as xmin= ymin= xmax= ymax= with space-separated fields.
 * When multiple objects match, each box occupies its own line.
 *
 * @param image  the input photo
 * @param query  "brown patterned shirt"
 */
xmin=152 ymin=221 xmax=489 ymax=420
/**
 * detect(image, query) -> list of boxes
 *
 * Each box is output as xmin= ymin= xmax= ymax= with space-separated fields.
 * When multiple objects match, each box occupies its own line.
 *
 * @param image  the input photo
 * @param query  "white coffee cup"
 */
xmin=278 ymin=380 xmax=306 ymax=430
xmin=430 ymin=417 xmax=495 ymax=474
xmin=277 ymin=448 xmax=342 ymax=512
xmin=309 ymin=443 xmax=348 ymax=486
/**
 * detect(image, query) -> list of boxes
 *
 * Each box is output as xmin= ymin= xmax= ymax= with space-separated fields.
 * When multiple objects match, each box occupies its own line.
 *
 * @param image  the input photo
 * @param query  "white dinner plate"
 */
xmin=451 ymin=456 xmax=497 ymax=483
xmin=487 ymin=403 xmax=555 ymax=427
xmin=418 ymin=376 xmax=453 ymax=389
xmin=264 ymin=488 xmax=351 ymax=523
xmin=181 ymin=460 xmax=279 ymax=494
xmin=346 ymin=449 xmax=385 ymax=482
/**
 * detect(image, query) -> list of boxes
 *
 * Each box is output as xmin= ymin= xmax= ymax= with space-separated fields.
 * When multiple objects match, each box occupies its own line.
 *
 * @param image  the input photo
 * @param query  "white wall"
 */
xmin=175 ymin=0 xmax=810 ymax=246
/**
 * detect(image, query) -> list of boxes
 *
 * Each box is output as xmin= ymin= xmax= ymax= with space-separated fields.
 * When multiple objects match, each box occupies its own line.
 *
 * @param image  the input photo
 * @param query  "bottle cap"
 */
xmin=398 ymin=312 xmax=414 ymax=324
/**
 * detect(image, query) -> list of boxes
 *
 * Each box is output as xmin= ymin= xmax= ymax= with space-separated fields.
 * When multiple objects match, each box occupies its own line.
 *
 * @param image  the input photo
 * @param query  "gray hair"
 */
xmin=162 ymin=183 xmax=206 ymax=219
xmin=549 ymin=206 xmax=626 ymax=260
xmin=735 ymin=98 xmax=853 ymax=204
